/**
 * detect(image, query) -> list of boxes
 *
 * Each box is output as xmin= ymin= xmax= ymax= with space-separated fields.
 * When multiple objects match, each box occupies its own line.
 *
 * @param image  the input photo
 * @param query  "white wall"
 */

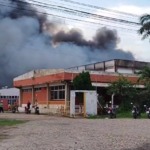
xmin=70 ymin=90 xmax=97 ymax=117
xmin=117 ymin=68 xmax=133 ymax=74
xmin=85 ymin=91 xmax=97 ymax=116
xmin=105 ymin=60 xmax=115 ymax=67
xmin=0 ymin=88 xmax=19 ymax=96
xmin=70 ymin=91 xmax=76 ymax=117
xmin=105 ymin=68 xmax=115 ymax=73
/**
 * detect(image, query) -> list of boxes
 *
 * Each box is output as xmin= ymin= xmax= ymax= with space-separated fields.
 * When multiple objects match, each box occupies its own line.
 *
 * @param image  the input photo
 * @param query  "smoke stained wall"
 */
xmin=0 ymin=0 xmax=134 ymax=87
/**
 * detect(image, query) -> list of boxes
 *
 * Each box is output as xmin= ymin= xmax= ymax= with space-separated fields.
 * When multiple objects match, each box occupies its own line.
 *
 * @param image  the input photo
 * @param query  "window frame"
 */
xmin=51 ymin=86 xmax=65 ymax=100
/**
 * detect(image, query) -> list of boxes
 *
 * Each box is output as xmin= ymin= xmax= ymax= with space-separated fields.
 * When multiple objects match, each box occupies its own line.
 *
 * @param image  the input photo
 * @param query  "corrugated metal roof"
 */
xmin=0 ymin=88 xmax=19 ymax=96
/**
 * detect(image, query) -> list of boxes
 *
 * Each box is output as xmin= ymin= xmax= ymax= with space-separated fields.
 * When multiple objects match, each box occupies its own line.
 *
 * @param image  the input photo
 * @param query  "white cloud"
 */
xmin=111 ymin=5 xmax=150 ymax=15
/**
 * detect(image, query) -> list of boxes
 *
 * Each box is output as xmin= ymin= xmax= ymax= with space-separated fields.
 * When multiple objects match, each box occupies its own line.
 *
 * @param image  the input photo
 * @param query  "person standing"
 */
xmin=0 ymin=101 xmax=4 ymax=113
xmin=27 ymin=101 xmax=31 ymax=109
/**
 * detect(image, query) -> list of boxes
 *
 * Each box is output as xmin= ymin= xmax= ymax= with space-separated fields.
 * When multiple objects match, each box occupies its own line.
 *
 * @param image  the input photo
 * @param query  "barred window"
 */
xmin=35 ymin=88 xmax=41 ymax=92
xmin=51 ymin=86 xmax=65 ymax=100
xmin=22 ymin=89 xmax=32 ymax=92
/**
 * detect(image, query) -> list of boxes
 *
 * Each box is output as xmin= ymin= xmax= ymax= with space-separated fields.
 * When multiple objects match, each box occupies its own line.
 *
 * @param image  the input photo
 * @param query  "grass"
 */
xmin=117 ymin=112 xmax=148 ymax=119
xmin=87 ymin=115 xmax=109 ymax=119
xmin=0 ymin=119 xmax=27 ymax=141
xmin=87 ymin=112 xmax=148 ymax=119
xmin=0 ymin=119 xmax=26 ymax=127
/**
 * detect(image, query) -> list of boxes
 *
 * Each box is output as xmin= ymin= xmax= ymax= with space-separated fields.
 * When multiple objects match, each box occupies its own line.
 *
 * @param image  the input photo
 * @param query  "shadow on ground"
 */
xmin=122 ymin=143 xmax=150 ymax=150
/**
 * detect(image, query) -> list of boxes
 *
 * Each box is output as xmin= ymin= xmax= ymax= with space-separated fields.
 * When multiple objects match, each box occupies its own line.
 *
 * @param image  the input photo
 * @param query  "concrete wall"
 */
xmin=22 ymin=91 xmax=32 ymax=104
xmin=117 ymin=68 xmax=133 ymax=74
xmin=35 ymin=87 xmax=47 ymax=103
xmin=70 ymin=90 xmax=97 ymax=117
xmin=14 ymin=69 xmax=65 ymax=81
xmin=85 ymin=91 xmax=97 ymax=116
xmin=20 ymin=84 xmax=65 ymax=114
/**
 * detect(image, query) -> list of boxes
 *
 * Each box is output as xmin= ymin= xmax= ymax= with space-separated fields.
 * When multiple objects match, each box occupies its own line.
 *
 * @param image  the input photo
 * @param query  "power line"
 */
xmin=0 ymin=3 xmax=139 ymax=34
xmin=6 ymin=7 xmax=139 ymax=38
xmin=12 ymin=0 xmax=140 ymax=27
xmin=26 ymin=0 xmax=139 ymax=20
xmin=58 ymin=0 xmax=139 ymax=17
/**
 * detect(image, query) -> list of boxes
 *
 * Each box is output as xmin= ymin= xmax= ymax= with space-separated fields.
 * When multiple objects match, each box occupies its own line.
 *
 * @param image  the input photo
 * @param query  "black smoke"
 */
xmin=52 ymin=28 xmax=119 ymax=49
xmin=0 ymin=0 xmax=134 ymax=87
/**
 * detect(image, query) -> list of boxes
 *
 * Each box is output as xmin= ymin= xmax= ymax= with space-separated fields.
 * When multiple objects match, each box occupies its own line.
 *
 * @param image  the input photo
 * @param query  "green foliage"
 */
xmin=138 ymin=14 xmax=150 ymax=40
xmin=137 ymin=66 xmax=150 ymax=86
xmin=73 ymin=71 xmax=93 ymax=90
xmin=107 ymin=75 xmax=143 ymax=112
xmin=107 ymin=75 xmax=135 ymax=96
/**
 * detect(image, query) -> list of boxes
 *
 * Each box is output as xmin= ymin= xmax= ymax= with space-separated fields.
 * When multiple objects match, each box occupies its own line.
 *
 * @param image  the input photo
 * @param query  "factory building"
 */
xmin=0 ymin=87 xmax=19 ymax=111
xmin=13 ymin=59 xmax=148 ymax=114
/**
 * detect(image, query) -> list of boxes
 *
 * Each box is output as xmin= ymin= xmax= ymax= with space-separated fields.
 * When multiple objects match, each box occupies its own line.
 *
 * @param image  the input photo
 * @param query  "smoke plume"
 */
xmin=0 ymin=0 xmax=134 ymax=87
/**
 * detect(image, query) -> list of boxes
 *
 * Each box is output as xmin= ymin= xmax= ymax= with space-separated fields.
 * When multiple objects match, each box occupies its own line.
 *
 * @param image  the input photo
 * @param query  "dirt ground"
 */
xmin=0 ymin=113 xmax=150 ymax=150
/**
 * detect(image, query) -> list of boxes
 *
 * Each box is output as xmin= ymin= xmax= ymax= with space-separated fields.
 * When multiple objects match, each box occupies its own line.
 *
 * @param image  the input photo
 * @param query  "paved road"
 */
xmin=0 ymin=113 xmax=150 ymax=150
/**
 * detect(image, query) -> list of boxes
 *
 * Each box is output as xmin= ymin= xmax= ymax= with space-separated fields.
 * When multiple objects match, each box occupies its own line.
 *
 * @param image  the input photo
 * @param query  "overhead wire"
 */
xmin=0 ymin=0 xmax=142 ymax=69
xmin=11 ymin=0 xmax=140 ymax=27
xmin=26 ymin=0 xmax=139 ymax=20
xmin=58 ymin=0 xmax=139 ymax=17
xmin=0 ymin=2 xmax=139 ymax=34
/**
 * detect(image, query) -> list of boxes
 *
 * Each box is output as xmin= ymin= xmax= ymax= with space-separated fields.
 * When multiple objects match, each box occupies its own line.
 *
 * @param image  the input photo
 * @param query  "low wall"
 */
xmin=20 ymin=104 xmax=66 ymax=114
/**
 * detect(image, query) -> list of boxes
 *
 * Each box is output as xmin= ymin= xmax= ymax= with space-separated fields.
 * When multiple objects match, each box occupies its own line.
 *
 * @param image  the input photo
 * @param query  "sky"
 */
xmin=28 ymin=0 xmax=150 ymax=62
xmin=68 ymin=0 xmax=150 ymax=61
xmin=46 ymin=0 xmax=150 ymax=62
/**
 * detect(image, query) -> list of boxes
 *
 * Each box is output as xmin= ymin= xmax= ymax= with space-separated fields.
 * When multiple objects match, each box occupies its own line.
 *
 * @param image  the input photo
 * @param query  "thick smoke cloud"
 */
xmin=52 ymin=28 xmax=119 ymax=49
xmin=0 ymin=0 xmax=134 ymax=87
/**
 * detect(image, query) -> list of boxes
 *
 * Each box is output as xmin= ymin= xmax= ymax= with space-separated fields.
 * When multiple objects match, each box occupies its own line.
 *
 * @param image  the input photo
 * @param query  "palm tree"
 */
xmin=138 ymin=67 xmax=150 ymax=86
xmin=138 ymin=14 xmax=150 ymax=40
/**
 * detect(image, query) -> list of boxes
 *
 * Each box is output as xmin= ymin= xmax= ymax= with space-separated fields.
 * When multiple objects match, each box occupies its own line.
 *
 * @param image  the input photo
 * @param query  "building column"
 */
xmin=65 ymin=83 xmax=70 ymax=110
xmin=19 ymin=88 xmax=22 ymax=107
xmin=47 ymin=83 xmax=50 ymax=109
xmin=32 ymin=86 xmax=35 ymax=105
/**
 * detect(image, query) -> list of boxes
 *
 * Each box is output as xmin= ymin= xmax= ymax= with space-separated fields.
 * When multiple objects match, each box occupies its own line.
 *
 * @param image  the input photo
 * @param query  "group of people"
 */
xmin=0 ymin=101 xmax=4 ymax=113
xmin=0 ymin=100 xmax=37 ymax=113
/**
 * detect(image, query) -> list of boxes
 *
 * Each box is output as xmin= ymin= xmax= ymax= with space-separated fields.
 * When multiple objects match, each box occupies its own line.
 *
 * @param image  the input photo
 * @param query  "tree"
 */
xmin=73 ymin=71 xmax=93 ymax=90
xmin=138 ymin=14 xmax=150 ymax=40
xmin=107 ymin=75 xmax=138 ymax=112
xmin=137 ymin=66 xmax=150 ymax=87
xmin=107 ymin=75 xmax=134 ymax=96
xmin=73 ymin=71 xmax=94 ymax=103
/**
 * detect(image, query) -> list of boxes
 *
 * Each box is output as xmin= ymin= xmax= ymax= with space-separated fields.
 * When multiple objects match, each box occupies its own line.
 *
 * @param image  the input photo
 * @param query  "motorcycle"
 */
xmin=131 ymin=103 xmax=140 ymax=119
xmin=107 ymin=107 xmax=116 ymax=119
xmin=144 ymin=105 xmax=150 ymax=119
xmin=33 ymin=105 xmax=40 ymax=115
xmin=25 ymin=107 xmax=31 ymax=114
xmin=12 ymin=106 xmax=19 ymax=113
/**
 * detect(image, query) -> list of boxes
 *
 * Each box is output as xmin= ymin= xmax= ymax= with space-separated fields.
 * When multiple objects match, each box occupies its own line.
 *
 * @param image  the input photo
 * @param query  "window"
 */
xmin=8 ymin=100 xmax=11 ymax=105
xmin=23 ymin=89 xmax=32 ymax=92
xmin=51 ymin=86 xmax=65 ymax=100
xmin=35 ymin=88 xmax=41 ymax=92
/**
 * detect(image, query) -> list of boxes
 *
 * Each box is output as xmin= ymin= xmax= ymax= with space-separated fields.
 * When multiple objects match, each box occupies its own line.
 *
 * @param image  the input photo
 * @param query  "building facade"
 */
xmin=13 ymin=59 xmax=147 ymax=114
xmin=0 ymin=88 xmax=19 ymax=110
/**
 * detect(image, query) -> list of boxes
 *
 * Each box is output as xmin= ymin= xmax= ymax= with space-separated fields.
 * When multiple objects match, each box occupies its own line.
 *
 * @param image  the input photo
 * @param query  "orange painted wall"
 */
xmin=50 ymin=101 xmax=65 ymax=105
xmin=64 ymin=72 xmax=139 ymax=84
xmin=14 ymin=72 xmax=141 ymax=89
xmin=22 ymin=87 xmax=65 ymax=105
xmin=35 ymin=87 xmax=47 ymax=103
xmin=22 ymin=91 xmax=32 ymax=105
xmin=14 ymin=73 xmax=65 ymax=87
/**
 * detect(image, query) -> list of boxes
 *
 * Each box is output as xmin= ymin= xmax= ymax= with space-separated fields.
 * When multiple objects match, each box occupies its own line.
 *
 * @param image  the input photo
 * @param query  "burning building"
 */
xmin=13 ymin=59 xmax=147 ymax=114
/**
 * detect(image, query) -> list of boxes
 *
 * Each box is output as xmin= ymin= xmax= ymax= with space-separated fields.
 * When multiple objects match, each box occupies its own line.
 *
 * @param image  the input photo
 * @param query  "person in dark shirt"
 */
xmin=27 ymin=101 xmax=31 ymax=109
